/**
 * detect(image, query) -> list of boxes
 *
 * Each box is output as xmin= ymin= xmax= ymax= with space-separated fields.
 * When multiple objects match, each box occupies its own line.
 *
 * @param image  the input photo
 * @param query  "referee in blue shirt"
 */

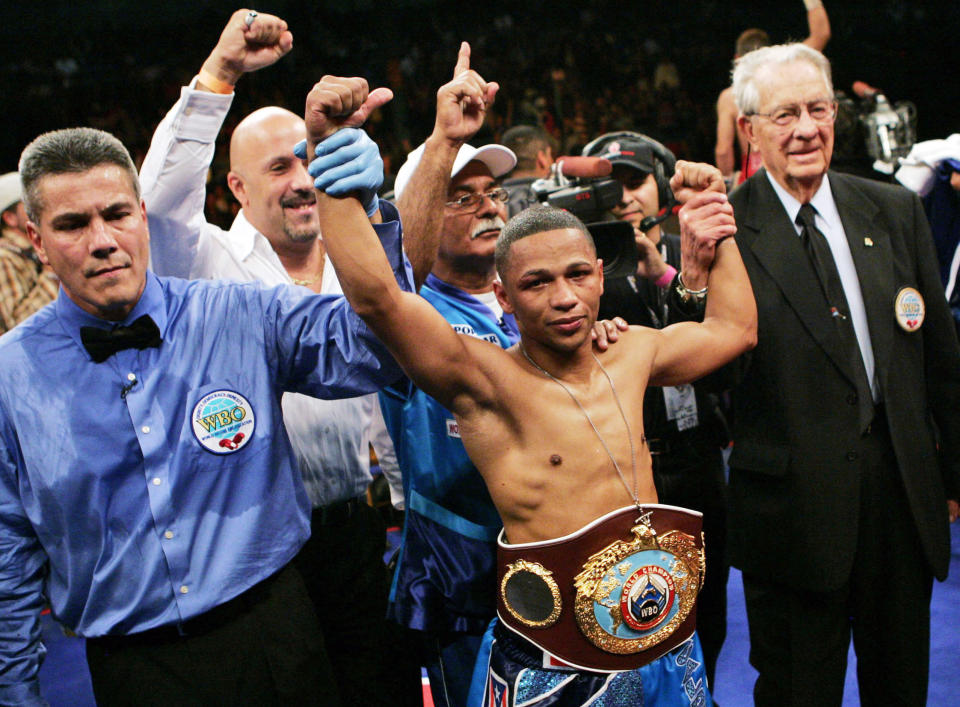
xmin=0 ymin=125 xmax=409 ymax=705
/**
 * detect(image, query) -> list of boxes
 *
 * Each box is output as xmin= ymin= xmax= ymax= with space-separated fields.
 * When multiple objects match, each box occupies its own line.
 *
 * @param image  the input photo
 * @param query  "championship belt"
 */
xmin=496 ymin=504 xmax=704 ymax=672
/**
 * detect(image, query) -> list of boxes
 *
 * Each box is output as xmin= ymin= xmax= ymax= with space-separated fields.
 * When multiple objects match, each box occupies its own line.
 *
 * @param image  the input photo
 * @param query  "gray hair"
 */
xmin=495 ymin=204 xmax=594 ymax=277
xmin=732 ymin=43 xmax=834 ymax=116
xmin=19 ymin=127 xmax=140 ymax=221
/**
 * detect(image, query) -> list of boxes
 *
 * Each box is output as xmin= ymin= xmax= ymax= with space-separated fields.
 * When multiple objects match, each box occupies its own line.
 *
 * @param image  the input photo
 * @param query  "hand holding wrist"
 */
xmin=298 ymin=128 xmax=384 ymax=216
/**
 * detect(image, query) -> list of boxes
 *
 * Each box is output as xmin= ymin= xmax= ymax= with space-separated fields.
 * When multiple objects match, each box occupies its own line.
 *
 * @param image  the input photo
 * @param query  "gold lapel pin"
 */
xmin=864 ymin=237 xmax=874 ymax=247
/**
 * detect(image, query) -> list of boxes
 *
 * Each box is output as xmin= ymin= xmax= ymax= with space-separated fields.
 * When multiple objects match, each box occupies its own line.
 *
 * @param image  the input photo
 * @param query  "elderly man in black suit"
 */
xmin=727 ymin=43 xmax=960 ymax=706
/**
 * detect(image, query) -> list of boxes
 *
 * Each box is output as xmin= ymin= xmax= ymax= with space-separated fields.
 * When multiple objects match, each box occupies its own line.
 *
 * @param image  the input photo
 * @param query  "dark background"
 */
xmin=2 ymin=1 xmax=955 ymax=185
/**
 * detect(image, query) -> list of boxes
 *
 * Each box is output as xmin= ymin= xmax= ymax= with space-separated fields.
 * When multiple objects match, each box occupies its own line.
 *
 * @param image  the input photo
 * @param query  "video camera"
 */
xmin=860 ymin=92 xmax=916 ymax=175
xmin=530 ymin=157 xmax=622 ymax=224
xmin=529 ymin=157 xmax=639 ymax=279
xmin=837 ymin=82 xmax=917 ymax=176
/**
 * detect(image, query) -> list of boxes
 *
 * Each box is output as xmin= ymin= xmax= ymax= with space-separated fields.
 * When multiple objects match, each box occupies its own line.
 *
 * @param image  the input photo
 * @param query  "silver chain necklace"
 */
xmin=520 ymin=344 xmax=641 ymax=508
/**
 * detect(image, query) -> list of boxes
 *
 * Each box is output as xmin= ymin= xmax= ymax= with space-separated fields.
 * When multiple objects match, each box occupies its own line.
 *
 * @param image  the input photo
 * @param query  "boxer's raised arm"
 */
xmin=305 ymin=123 xmax=498 ymax=416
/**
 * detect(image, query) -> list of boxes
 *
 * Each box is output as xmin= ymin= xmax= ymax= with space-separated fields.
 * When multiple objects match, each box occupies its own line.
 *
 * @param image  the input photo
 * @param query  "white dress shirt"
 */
xmin=140 ymin=80 xmax=383 ymax=506
xmin=767 ymin=171 xmax=879 ymax=400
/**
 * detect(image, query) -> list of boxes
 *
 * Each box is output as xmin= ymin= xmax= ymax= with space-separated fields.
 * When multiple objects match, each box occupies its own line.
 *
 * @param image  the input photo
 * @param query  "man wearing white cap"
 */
xmin=0 ymin=172 xmax=57 ymax=333
xmin=381 ymin=45 xmax=515 ymax=707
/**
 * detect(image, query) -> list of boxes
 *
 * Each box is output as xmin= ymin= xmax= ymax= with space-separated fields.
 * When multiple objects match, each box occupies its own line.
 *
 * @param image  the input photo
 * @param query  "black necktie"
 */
xmin=796 ymin=204 xmax=874 ymax=430
xmin=80 ymin=314 xmax=162 ymax=363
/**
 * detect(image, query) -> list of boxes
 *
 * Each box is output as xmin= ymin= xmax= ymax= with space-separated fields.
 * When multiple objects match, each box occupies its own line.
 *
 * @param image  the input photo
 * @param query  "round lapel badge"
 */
xmin=894 ymin=287 xmax=925 ymax=333
xmin=192 ymin=390 xmax=256 ymax=454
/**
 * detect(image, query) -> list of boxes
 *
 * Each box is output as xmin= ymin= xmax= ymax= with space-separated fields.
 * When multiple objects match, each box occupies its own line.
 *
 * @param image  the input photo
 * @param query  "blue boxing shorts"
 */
xmin=480 ymin=619 xmax=712 ymax=707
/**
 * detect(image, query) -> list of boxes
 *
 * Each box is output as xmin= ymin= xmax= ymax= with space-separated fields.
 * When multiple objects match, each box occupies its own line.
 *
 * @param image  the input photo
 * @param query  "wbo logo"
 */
xmin=192 ymin=390 xmax=256 ymax=454
xmin=894 ymin=286 xmax=925 ymax=333
xmin=623 ymin=564 xmax=676 ymax=632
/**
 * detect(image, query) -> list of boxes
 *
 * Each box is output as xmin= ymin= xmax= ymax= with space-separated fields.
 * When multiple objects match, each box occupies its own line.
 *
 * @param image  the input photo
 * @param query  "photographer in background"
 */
xmin=581 ymin=130 xmax=732 ymax=694
xmin=832 ymin=81 xmax=917 ymax=182
xmin=500 ymin=125 xmax=557 ymax=217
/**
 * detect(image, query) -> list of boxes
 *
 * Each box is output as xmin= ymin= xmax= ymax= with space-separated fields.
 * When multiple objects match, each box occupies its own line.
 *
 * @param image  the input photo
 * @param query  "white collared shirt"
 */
xmin=766 ymin=172 xmax=879 ymax=400
xmin=140 ymin=82 xmax=379 ymax=506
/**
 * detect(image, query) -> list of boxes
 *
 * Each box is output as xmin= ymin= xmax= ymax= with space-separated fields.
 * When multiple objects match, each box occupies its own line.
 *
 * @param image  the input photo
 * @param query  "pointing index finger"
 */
xmin=453 ymin=41 xmax=471 ymax=77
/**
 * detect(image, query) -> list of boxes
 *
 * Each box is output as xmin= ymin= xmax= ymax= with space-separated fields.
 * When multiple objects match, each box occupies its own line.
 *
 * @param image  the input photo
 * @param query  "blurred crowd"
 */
xmin=2 ymin=2 xmax=959 ymax=705
xmin=2 ymin=1 xmax=956 ymax=229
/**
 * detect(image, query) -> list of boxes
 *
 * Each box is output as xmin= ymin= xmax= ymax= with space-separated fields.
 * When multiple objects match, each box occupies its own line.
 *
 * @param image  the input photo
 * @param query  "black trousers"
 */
xmin=742 ymin=416 xmax=933 ymax=707
xmin=86 ymin=563 xmax=331 ymax=706
xmin=651 ymin=427 xmax=728 ymax=692
xmin=293 ymin=497 xmax=422 ymax=707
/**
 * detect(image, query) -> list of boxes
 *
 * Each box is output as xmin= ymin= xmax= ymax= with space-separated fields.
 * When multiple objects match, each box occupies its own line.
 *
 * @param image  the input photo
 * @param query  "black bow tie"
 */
xmin=80 ymin=314 xmax=162 ymax=363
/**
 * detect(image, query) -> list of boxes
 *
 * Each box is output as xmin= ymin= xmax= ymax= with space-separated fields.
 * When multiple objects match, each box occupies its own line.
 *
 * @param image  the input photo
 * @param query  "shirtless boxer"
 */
xmin=301 ymin=78 xmax=756 ymax=705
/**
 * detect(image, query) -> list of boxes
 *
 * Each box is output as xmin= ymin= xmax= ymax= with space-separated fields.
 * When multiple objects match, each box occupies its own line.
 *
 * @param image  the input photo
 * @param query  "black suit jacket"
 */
xmin=727 ymin=169 xmax=960 ymax=590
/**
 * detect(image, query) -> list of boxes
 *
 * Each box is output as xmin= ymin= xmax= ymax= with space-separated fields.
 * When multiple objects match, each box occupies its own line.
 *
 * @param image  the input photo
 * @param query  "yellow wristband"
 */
xmin=197 ymin=68 xmax=235 ymax=95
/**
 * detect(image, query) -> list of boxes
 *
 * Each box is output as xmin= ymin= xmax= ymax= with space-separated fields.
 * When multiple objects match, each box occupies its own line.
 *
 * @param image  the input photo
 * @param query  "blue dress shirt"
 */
xmin=0 ymin=217 xmax=411 ymax=705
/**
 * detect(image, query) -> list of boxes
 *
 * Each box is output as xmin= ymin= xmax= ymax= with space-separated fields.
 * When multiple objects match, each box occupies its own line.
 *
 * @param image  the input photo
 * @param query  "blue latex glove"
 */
xmin=294 ymin=128 xmax=383 ymax=217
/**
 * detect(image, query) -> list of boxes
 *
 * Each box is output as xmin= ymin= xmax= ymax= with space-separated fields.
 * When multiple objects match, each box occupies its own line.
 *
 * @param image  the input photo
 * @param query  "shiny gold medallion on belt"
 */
xmin=573 ymin=512 xmax=703 ymax=654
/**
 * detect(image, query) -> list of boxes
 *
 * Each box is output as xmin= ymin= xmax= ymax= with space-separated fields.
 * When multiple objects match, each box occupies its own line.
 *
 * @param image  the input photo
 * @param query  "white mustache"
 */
xmin=470 ymin=216 xmax=506 ymax=240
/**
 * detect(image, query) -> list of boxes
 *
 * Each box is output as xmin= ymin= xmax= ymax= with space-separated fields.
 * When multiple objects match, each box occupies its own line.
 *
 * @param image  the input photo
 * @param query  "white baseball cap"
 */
xmin=0 ymin=172 xmax=22 ymax=213
xmin=393 ymin=142 xmax=516 ymax=200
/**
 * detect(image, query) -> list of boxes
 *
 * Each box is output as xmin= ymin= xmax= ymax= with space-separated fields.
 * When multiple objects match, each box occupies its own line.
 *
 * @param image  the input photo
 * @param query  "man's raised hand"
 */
xmin=200 ymin=9 xmax=293 ymax=89
xmin=670 ymin=160 xmax=727 ymax=205
xmin=432 ymin=42 xmax=500 ymax=147
xmin=304 ymin=76 xmax=393 ymax=149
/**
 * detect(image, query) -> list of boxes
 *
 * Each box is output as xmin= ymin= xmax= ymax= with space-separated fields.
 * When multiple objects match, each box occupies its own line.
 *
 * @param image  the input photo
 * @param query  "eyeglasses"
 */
xmin=747 ymin=100 xmax=837 ymax=128
xmin=445 ymin=187 xmax=510 ymax=213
